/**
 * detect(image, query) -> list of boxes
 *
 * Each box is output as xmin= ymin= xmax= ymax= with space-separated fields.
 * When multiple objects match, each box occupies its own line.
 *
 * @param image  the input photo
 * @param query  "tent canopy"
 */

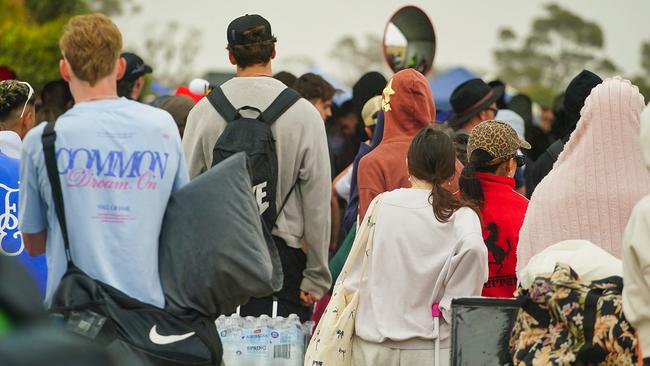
xmin=428 ymin=67 xmax=478 ymax=112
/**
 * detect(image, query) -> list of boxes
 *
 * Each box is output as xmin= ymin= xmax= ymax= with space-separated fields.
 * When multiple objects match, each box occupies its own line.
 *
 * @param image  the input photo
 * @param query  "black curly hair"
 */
xmin=0 ymin=80 xmax=34 ymax=124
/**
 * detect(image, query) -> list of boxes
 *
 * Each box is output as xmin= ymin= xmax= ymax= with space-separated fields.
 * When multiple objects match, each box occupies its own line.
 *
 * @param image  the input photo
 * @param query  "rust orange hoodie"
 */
xmin=357 ymin=69 xmax=436 ymax=221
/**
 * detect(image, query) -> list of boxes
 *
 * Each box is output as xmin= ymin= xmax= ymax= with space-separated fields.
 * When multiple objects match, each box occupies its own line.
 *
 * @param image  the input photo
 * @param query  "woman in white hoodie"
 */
xmin=623 ymin=104 xmax=650 ymax=365
xmin=345 ymin=127 xmax=489 ymax=366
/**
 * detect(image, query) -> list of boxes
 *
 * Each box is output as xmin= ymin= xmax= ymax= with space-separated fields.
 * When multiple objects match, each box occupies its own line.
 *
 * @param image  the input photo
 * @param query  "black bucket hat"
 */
xmin=448 ymin=78 xmax=504 ymax=129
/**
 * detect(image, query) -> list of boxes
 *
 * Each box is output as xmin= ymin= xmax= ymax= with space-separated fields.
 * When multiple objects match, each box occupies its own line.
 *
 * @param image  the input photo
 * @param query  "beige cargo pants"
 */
xmin=351 ymin=336 xmax=450 ymax=366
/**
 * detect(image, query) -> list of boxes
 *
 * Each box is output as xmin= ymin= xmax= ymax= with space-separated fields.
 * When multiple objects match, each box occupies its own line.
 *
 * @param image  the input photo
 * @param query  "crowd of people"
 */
xmin=1 ymin=10 xmax=650 ymax=366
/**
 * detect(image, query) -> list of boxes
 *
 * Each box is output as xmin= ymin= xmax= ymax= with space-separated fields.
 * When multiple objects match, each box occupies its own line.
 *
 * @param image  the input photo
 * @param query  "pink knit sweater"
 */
xmin=517 ymin=77 xmax=650 ymax=273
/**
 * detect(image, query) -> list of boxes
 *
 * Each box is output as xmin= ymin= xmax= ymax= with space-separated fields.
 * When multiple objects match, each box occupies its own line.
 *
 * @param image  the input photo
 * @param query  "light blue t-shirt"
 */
xmin=19 ymin=98 xmax=189 ymax=308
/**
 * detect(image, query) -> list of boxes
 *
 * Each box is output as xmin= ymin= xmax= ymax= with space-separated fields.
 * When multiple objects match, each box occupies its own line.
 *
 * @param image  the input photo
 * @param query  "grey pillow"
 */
xmin=159 ymin=152 xmax=282 ymax=317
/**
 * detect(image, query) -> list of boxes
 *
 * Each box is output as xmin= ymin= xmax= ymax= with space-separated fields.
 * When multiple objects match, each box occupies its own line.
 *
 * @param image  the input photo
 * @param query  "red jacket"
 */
xmin=357 ymin=69 xmax=435 ymax=221
xmin=476 ymin=172 xmax=528 ymax=298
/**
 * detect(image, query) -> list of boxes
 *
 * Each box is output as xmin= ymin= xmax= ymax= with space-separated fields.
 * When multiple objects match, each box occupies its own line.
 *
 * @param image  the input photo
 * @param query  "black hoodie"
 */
xmin=525 ymin=70 xmax=603 ymax=197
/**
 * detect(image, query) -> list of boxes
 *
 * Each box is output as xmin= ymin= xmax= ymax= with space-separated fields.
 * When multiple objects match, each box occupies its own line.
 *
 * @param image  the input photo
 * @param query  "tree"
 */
xmin=24 ymin=0 xmax=132 ymax=23
xmin=140 ymin=21 xmax=202 ymax=88
xmin=493 ymin=3 xmax=617 ymax=105
xmin=329 ymin=34 xmax=388 ymax=85
xmin=0 ymin=0 xmax=70 ymax=89
xmin=632 ymin=39 xmax=650 ymax=101
xmin=0 ymin=0 xmax=135 ymax=90
xmin=642 ymin=40 xmax=650 ymax=74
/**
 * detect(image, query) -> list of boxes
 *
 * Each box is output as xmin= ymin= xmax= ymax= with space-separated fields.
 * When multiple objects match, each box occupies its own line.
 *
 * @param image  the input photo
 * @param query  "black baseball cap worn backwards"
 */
xmin=227 ymin=14 xmax=273 ymax=45
xmin=120 ymin=52 xmax=152 ymax=81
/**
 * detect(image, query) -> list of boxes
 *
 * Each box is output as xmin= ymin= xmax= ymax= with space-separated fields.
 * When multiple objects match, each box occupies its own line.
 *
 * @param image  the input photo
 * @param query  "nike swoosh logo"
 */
xmin=149 ymin=325 xmax=195 ymax=345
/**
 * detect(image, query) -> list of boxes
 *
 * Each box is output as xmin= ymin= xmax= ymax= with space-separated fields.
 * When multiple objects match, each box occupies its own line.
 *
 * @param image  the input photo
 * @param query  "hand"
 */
xmin=329 ymin=241 xmax=338 ymax=255
xmin=299 ymin=291 xmax=316 ymax=307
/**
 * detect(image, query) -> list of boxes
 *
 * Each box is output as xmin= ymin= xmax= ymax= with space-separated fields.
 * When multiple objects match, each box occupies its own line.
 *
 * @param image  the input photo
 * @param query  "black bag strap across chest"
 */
xmin=42 ymin=121 xmax=73 ymax=266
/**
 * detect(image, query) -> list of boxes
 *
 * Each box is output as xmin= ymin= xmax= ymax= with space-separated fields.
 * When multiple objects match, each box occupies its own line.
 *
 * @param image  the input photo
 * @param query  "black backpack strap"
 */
xmin=518 ymin=295 xmax=550 ymax=327
xmin=546 ymin=139 xmax=564 ymax=162
xmin=261 ymin=87 xmax=301 ymax=222
xmin=259 ymin=88 xmax=301 ymax=124
xmin=576 ymin=287 xmax=608 ymax=362
xmin=206 ymin=86 xmax=238 ymax=122
xmin=41 ymin=121 xmax=73 ymax=265
xmin=274 ymin=181 xmax=298 ymax=225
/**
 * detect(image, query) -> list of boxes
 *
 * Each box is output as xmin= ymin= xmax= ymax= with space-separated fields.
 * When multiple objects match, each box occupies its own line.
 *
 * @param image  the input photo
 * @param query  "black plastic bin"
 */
xmin=450 ymin=297 xmax=519 ymax=366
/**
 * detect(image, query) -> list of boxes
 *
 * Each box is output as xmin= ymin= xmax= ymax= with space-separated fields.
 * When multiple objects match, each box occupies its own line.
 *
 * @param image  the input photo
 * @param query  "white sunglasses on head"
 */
xmin=16 ymin=81 xmax=34 ymax=118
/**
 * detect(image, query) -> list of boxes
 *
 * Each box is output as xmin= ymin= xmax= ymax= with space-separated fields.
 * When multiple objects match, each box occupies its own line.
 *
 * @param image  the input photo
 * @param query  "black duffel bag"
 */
xmin=42 ymin=121 xmax=223 ymax=366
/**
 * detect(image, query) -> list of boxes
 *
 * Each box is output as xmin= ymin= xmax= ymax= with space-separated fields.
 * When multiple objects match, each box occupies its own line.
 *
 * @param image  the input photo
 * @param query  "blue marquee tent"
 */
xmin=429 ymin=67 xmax=478 ymax=112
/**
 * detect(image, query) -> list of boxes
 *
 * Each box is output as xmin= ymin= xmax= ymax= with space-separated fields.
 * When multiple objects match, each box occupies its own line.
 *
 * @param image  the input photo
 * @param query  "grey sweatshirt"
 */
xmin=182 ymin=77 xmax=332 ymax=298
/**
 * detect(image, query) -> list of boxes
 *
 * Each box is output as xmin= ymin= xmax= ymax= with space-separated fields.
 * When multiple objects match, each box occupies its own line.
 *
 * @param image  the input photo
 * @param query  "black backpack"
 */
xmin=207 ymin=86 xmax=301 ymax=232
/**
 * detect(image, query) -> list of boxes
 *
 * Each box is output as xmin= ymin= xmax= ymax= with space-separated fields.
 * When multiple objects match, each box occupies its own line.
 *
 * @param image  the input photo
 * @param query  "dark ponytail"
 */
xmin=408 ymin=127 xmax=479 ymax=222
xmin=429 ymin=182 xmax=477 ymax=223
xmin=459 ymin=149 xmax=499 ymax=208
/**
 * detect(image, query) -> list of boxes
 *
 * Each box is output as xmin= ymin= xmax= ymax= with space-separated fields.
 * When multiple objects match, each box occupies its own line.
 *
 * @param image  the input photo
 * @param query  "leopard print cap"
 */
xmin=467 ymin=120 xmax=531 ymax=161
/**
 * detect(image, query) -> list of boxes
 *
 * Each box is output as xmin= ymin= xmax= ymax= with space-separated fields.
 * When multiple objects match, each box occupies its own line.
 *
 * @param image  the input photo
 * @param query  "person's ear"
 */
xmin=478 ymin=109 xmax=490 ymax=121
xmin=135 ymin=75 xmax=145 ymax=89
xmin=59 ymin=59 xmax=71 ymax=82
xmin=116 ymin=57 xmax=126 ymax=80
xmin=495 ymin=159 xmax=510 ymax=177
xmin=271 ymin=48 xmax=276 ymax=60
xmin=20 ymin=110 xmax=29 ymax=129
xmin=228 ymin=52 xmax=237 ymax=65
xmin=18 ymin=107 xmax=35 ymax=138
xmin=504 ymin=158 xmax=517 ymax=177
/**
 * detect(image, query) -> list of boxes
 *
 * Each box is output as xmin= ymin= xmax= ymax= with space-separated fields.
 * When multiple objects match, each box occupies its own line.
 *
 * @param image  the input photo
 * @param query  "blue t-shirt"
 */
xmin=0 ymin=151 xmax=47 ymax=296
xmin=19 ymin=98 xmax=189 ymax=307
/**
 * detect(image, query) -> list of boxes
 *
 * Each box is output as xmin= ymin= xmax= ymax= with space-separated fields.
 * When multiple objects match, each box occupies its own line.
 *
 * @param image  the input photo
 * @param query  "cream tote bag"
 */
xmin=304 ymin=195 xmax=384 ymax=366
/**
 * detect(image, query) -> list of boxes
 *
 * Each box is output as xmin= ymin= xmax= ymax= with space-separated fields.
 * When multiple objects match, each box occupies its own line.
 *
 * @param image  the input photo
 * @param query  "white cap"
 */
xmin=188 ymin=78 xmax=210 ymax=96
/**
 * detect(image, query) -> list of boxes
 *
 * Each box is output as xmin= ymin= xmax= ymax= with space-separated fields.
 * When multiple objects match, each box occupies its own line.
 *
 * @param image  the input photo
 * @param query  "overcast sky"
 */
xmin=113 ymin=0 xmax=650 ymax=84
